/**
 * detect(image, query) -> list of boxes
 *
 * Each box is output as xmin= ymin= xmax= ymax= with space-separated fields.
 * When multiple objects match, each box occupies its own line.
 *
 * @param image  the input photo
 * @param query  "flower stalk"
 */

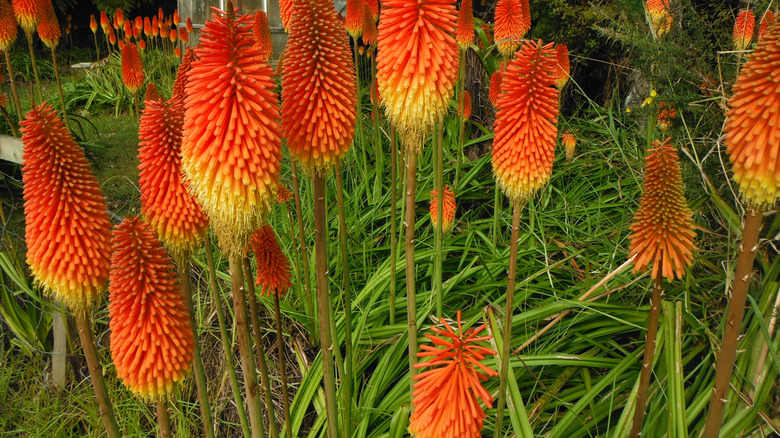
xmin=76 ymin=314 xmax=121 ymax=438
xmin=630 ymin=276 xmax=663 ymax=437
xmin=335 ymin=162 xmax=354 ymax=436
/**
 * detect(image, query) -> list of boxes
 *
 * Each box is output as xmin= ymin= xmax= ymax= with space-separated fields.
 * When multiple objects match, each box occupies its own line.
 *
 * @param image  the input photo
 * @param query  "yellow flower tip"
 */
xmin=561 ymin=131 xmax=576 ymax=161
xmin=492 ymin=40 xmax=559 ymax=204
xmin=429 ymin=185 xmax=456 ymax=233
xmin=733 ymin=10 xmax=755 ymax=51
xmin=182 ymin=6 xmax=281 ymax=255
xmin=628 ymin=137 xmax=697 ymax=281
xmin=645 ymin=0 xmax=672 ymax=39
xmin=377 ymin=0 xmax=459 ymax=153
xmin=724 ymin=21 xmax=780 ymax=208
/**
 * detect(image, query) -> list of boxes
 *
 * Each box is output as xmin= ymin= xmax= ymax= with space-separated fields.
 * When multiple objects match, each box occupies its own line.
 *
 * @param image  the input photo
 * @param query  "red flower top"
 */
xmin=377 ymin=0 xmax=459 ymax=152
xmin=645 ymin=0 xmax=672 ymax=39
xmin=277 ymin=185 xmax=293 ymax=204
xmin=724 ymin=21 xmax=780 ymax=207
xmin=280 ymin=0 xmax=292 ymax=31
xmin=553 ymin=43 xmax=569 ymax=90
xmin=89 ymin=13 xmax=97 ymax=33
xmin=629 ymin=138 xmax=696 ymax=280
xmin=281 ymin=0 xmax=356 ymax=173
xmin=363 ymin=0 xmax=378 ymax=20
xmin=494 ymin=0 xmax=530 ymax=58
xmin=362 ymin=3 xmax=377 ymax=46
xmin=345 ymin=0 xmax=363 ymax=39
xmin=186 ymin=17 xmax=193 ymax=33
xmin=758 ymin=11 xmax=775 ymax=42
xmin=253 ymin=10 xmax=273 ymax=61
xmin=37 ymin=0 xmax=59 ymax=49
xmin=409 ymin=312 xmax=498 ymax=438
xmin=100 ymin=10 xmax=109 ymax=31
xmin=733 ymin=9 xmax=755 ymax=51
xmin=171 ymin=48 xmax=195 ymax=106
xmin=12 ymin=0 xmax=42 ymax=35
xmin=121 ymin=42 xmax=144 ymax=93
xmin=489 ymin=69 xmax=503 ymax=107
xmin=430 ymin=185 xmax=456 ymax=233
xmin=143 ymin=83 xmax=161 ymax=103
xmin=109 ymin=216 xmax=194 ymax=398
xmin=250 ymin=225 xmax=292 ymax=298
xmin=0 ymin=0 xmax=18 ymax=52
xmin=21 ymin=103 xmax=112 ymax=315
xmin=456 ymin=0 xmax=474 ymax=50
xmin=459 ymin=90 xmax=471 ymax=120
xmin=182 ymin=6 xmax=281 ymax=255
xmin=492 ymin=41 xmax=559 ymax=204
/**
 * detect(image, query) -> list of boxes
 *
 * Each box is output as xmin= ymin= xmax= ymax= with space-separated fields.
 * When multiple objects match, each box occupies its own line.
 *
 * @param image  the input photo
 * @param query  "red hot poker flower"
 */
xmin=0 ymin=0 xmax=18 ymax=52
xmin=250 ymin=225 xmax=292 ymax=298
xmin=37 ymin=0 xmax=59 ymax=49
xmin=345 ymin=0 xmax=363 ymax=40
xmin=253 ymin=10 xmax=273 ymax=61
xmin=492 ymin=41 xmax=559 ymax=204
xmin=758 ymin=11 xmax=775 ymax=42
xmin=456 ymin=0 xmax=474 ymax=50
xmin=489 ymin=68 xmax=503 ymax=107
xmin=277 ymin=185 xmax=293 ymax=204
xmin=628 ymin=137 xmax=696 ymax=281
xmin=282 ymin=0 xmax=356 ymax=173
xmin=733 ymin=9 xmax=755 ymax=51
xmin=280 ymin=0 xmax=292 ymax=31
xmin=182 ymin=6 xmax=281 ymax=254
xmin=561 ymin=131 xmax=576 ymax=161
xmin=361 ymin=3 xmax=377 ymax=46
xmin=109 ymin=216 xmax=195 ymax=398
xmin=459 ymin=90 xmax=472 ymax=120
xmin=409 ymin=311 xmax=498 ymax=438
xmin=645 ymin=0 xmax=672 ymax=39
xmin=21 ymin=103 xmax=112 ymax=315
xmin=89 ymin=13 xmax=97 ymax=34
xmin=12 ymin=0 xmax=42 ymax=36
xmin=430 ymin=185 xmax=456 ymax=233
xmin=121 ymin=42 xmax=144 ymax=93
xmin=143 ymin=83 xmax=161 ymax=103
xmin=494 ymin=0 xmax=530 ymax=58
xmin=554 ymin=43 xmax=570 ymax=90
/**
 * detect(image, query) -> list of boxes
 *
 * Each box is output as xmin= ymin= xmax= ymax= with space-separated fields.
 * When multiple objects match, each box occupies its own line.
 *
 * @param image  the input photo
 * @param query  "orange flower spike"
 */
xmin=186 ymin=17 xmax=193 ymax=33
xmin=628 ymin=138 xmax=696 ymax=281
xmin=182 ymin=6 xmax=281 ymax=254
xmin=489 ymin=69 xmax=503 ymax=107
xmin=89 ymin=14 xmax=97 ymax=34
xmin=37 ymin=0 xmax=59 ymax=49
xmin=178 ymin=27 xmax=188 ymax=44
xmin=656 ymin=101 xmax=676 ymax=132
xmin=173 ymin=9 xmax=180 ymax=25
xmin=138 ymin=39 xmax=146 ymax=51
xmin=109 ymin=216 xmax=195 ymax=399
xmin=253 ymin=10 xmax=273 ymax=61
xmin=0 ymin=0 xmax=18 ymax=52
xmin=157 ymin=7 xmax=163 ymax=23
xmin=279 ymin=0 xmax=291 ymax=31
xmin=143 ymin=17 xmax=151 ymax=36
xmin=132 ymin=25 xmax=140 ymax=41
xmin=122 ymin=19 xmax=132 ymax=41
xmin=492 ymin=41 xmax=559 ymax=204
xmin=134 ymin=16 xmax=142 ymax=32
xmin=758 ymin=11 xmax=775 ymax=42
xmin=169 ymin=26 xmax=177 ymax=43
xmin=282 ymin=0 xmax=356 ymax=173
xmin=410 ymin=311 xmax=498 ymax=438
xmin=456 ymin=0 xmax=474 ymax=50
xmin=554 ymin=43 xmax=570 ymax=90
xmin=724 ymin=23 xmax=780 ymax=207
xmin=376 ymin=0 xmax=459 ymax=152
xmin=361 ymin=3 xmax=377 ymax=46
xmin=143 ymin=83 xmax=161 ymax=103
xmin=430 ymin=185 xmax=456 ymax=233
xmin=121 ymin=42 xmax=144 ymax=94
xmin=12 ymin=0 xmax=42 ymax=36
xmin=277 ymin=185 xmax=293 ymax=204
xmin=108 ymin=25 xmax=116 ymax=45
xmin=21 ymin=103 xmax=112 ymax=315
xmin=100 ymin=10 xmax=109 ymax=32
xmin=645 ymin=0 xmax=672 ymax=39
xmin=115 ymin=7 xmax=124 ymax=28
xmin=363 ymin=0 xmax=378 ymax=19
xmin=152 ymin=16 xmax=159 ymax=37
xmin=250 ymin=225 xmax=292 ymax=298
xmin=494 ymin=0 xmax=531 ymax=58
xmin=345 ymin=0 xmax=363 ymax=39
xmin=459 ymin=90 xmax=471 ymax=120
xmin=139 ymin=98 xmax=208 ymax=260
xmin=159 ymin=21 xmax=169 ymax=39
xmin=561 ymin=131 xmax=576 ymax=161
xmin=733 ymin=9 xmax=755 ymax=51
xmin=171 ymin=48 xmax=195 ymax=106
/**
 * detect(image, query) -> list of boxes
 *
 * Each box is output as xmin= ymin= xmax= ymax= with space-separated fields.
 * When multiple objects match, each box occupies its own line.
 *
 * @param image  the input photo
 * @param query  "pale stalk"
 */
xmin=93 ymin=32 xmax=100 ymax=62
xmin=4 ymin=51 xmax=22 ymax=123
xmin=157 ymin=399 xmax=171 ymax=438
xmin=389 ymin=127 xmax=398 ymax=325
xmin=454 ymin=49 xmax=467 ymax=189
xmin=177 ymin=254 xmax=215 ymax=438
xmin=285 ymin=202 xmax=305 ymax=312
xmin=335 ymin=162 xmax=353 ymax=437
xmin=273 ymin=293 xmax=292 ymax=438
xmin=494 ymin=202 xmax=522 ymax=438
xmin=434 ymin=125 xmax=444 ymax=318
xmin=404 ymin=150 xmax=419 ymax=402
xmin=203 ymin=241 xmax=251 ymax=438
xmin=630 ymin=276 xmax=664 ymax=438
xmin=25 ymin=34 xmax=42 ymax=103
xmin=704 ymin=208 xmax=763 ymax=437
xmin=75 ymin=314 xmax=121 ymax=438
xmin=352 ymin=42 xmax=368 ymax=201
xmin=291 ymin=161 xmax=316 ymax=339
xmin=371 ymin=51 xmax=382 ymax=199
xmin=313 ymin=173 xmax=339 ymax=437
xmin=50 ymin=50 xmax=69 ymax=131
xmin=243 ymin=258 xmax=279 ymax=438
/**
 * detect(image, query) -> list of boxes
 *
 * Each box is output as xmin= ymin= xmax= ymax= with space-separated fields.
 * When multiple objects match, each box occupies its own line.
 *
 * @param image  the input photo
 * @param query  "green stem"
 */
xmin=177 ymin=254 xmax=215 ymax=438
xmin=434 ymin=125 xmax=444 ymax=318
xmin=26 ymin=34 xmax=42 ymax=104
xmin=389 ymin=127 xmax=398 ymax=325
xmin=630 ymin=276 xmax=664 ymax=438
xmin=204 ymin=242 xmax=251 ymax=438
xmin=243 ymin=258 xmax=278 ymax=438
xmin=704 ymin=208 xmax=763 ymax=437
xmin=335 ymin=162 xmax=353 ymax=437
xmin=404 ymin=150 xmax=419 ymax=405
xmin=352 ymin=42 xmax=368 ymax=202
xmin=273 ymin=293 xmax=293 ymax=438
xmin=291 ymin=161 xmax=316 ymax=341
xmin=4 ymin=50 xmax=22 ymax=123
xmin=454 ymin=49 xmax=467 ymax=190
xmin=313 ymin=173 xmax=339 ymax=438
xmin=50 ymin=50 xmax=69 ymax=131
xmin=93 ymin=33 xmax=100 ymax=62
xmin=492 ymin=186 xmax=501 ymax=247
xmin=371 ymin=52 xmax=382 ymax=201
xmin=494 ymin=202 xmax=522 ymax=438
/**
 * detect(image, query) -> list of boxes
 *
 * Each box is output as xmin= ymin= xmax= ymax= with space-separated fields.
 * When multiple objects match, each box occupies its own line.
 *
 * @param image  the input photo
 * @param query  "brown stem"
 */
xmin=274 ymin=293 xmax=292 ymax=438
xmin=52 ymin=300 xmax=67 ymax=388
xmin=157 ymin=399 xmax=171 ymax=438
xmin=5 ymin=50 xmax=22 ymax=123
xmin=75 ymin=314 xmax=121 ymax=438
xmin=291 ymin=160 xmax=315 ymax=340
xmin=313 ymin=173 xmax=339 ymax=437
xmin=243 ymin=257 xmax=279 ymax=438
xmin=93 ymin=33 xmax=100 ymax=62
xmin=630 ymin=276 xmax=664 ymax=437
xmin=494 ymin=202 xmax=522 ymax=438
xmin=50 ymin=49 xmax=69 ymax=131
xmin=25 ymin=34 xmax=42 ymax=104
xmin=229 ymin=254 xmax=266 ymax=438
xmin=177 ymin=255 xmax=214 ymax=438
xmin=404 ymin=150 xmax=419 ymax=402
xmin=704 ymin=208 xmax=763 ymax=437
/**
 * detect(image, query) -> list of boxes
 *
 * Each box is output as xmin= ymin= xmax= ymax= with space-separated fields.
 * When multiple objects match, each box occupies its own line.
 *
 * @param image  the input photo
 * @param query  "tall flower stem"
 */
xmin=492 ymin=187 xmax=501 ymax=247
xmin=4 ymin=51 xmax=22 ymax=123
xmin=454 ymin=49 xmax=467 ymax=189
xmin=75 ymin=314 xmax=121 ymax=438
xmin=313 ymin=173 xmax=339 ymax=438
xmin=177 ymin=254 xmax=215 ymax=438
xmin=273 ymin=292 xmax=292 ymax=438
xmin=203 ymin=241 xmax=251 ymax=438
xmin=228 ymin=254 xmax=266 ymax=438
xmin=291 ymin=160 xmax=316 ymax=340
xmin=371 ymin=53 xmax=383 ymax=200
xmin=434 ymin=125 xmax=444 ymax=318
xmin=389 ymin=127 xmax=398 ymax=325
xmin=630 ymin=275 xmax=664 ymax=438
xmin=494 ymin=202 xmax=522 ymax=438
xmin=352 ymin=45 xmax=368 ymax=200
xmin=243 ymin=258 xmax=279 ymax=438
xmin=25 ymin=34 xmax=42 ymax=103
xmin=283 ymin=203 xmax=303 ymax=308
xmin=704 ymin=208 xmax=763 ymax=437
xmin=335 ymin=161 xmax=353 ymax=437
xmin=404 ymin=150 xmax=419 ymax=401
xmin=49 ymin=49 xmax=69 ymax=131
xmin=93 ymin=32 xmax=100 ymax=62
xmin=157 ymin=399 xmax=171 ymax=438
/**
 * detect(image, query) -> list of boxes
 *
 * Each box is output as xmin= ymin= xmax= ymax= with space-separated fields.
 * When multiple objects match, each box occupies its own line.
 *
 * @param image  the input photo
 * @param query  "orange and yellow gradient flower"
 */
xmin=561 ymin=131 xmax=576 ymax=161
xmin=121 ymin=42 xmax=144 ymax=93
xmin=456 ymin=0 xmax=474 ymax=50
xmin=250 ymin=225 xmax=292 ymax=298
xmin=554 ymin=43 xmax=569 ymax=90
xmin=37 ymin=0 xmax=59 ymax=49
xmin=21 ymin=103 xmax=112 ymax=315
xmin=758 ymin=11 xmax=775 ymax=42
xmin=12 ymin=0 xmax=41 ymax=36
xmin=0 ymin=0 xmax=17 ymax=52
xmin=253 ymin=10 xmax=273 ymax=61
xmin=645 ymin=0 xmax=672 ymax=39
xmin=109 ymin=216 xmax=194 ymax=398
xmin=628 ymin=137 xmax=696 ymax=280
xmin=733 ymin=9 xmax=755 ymax=51
xmin=430 ymin=185 xmax=456 ymax=233
xmin=494 ymin=0 xmax=530 ymax=58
